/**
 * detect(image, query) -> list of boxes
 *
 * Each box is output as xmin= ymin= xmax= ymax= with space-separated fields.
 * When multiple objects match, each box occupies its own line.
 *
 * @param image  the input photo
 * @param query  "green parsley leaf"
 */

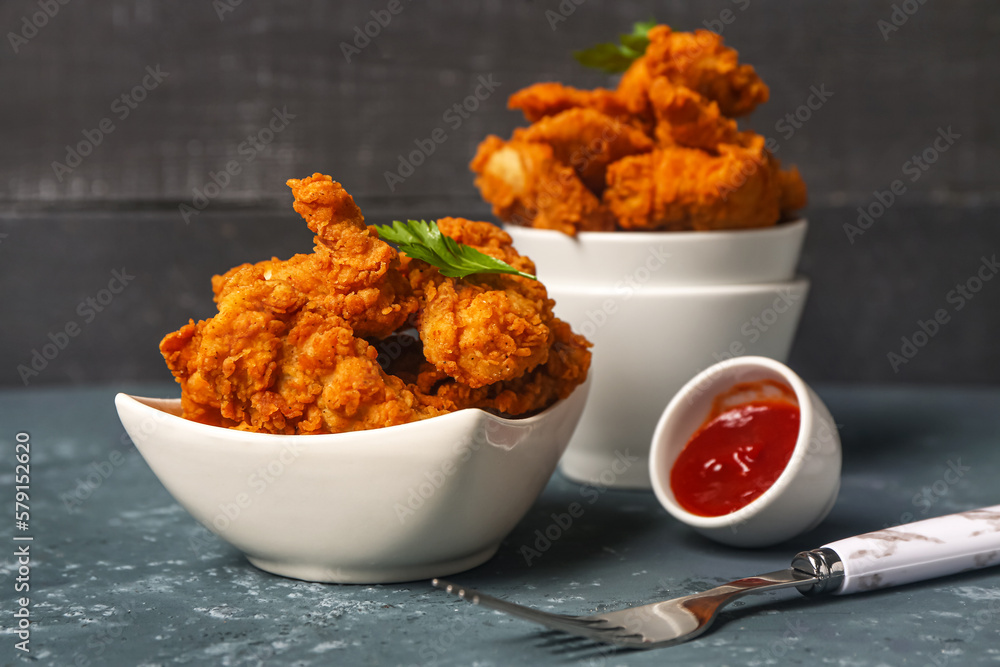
xmin=573 ymin=19 xmax=657 ymax=73
xmin=377 ymin=220 xmax=537 ymax=281
xmin=620 ymin=19 xmax=656 ymax=52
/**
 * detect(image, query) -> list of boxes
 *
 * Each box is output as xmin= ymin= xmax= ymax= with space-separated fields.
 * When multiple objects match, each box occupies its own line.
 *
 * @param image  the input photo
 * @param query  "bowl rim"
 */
xmin=115 ymin=376 xmax=587 ymax=447
xmin=504 ymin=218 xmax=808 ymax=243
xmin=550 ymin=275 xmax=810 ymax=296
xmin=648 ymin=356 xmax=820 ymax=529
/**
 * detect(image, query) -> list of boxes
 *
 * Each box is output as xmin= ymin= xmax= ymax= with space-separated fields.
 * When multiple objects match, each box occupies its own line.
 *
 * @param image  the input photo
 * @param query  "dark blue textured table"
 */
xmin=1 ymin=383 xmax=998 ymax=666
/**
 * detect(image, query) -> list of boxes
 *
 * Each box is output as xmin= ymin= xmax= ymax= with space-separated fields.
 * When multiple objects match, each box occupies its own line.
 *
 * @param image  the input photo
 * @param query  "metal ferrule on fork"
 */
xmin=791 ymin=547 xmax=846 ymax=596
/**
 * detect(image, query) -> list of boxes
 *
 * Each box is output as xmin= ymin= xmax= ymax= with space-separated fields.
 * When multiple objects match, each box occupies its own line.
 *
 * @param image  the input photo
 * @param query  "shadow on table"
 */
xmin=480 ymin=482 xmax=668 ymax=578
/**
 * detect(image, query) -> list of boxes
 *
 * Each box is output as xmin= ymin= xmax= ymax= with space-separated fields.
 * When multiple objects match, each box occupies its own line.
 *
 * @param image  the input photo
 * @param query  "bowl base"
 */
xmin=559 ymin=454 xmax=652 ymax=490
xmin=245 ymin=544 xmax=500 ymax=584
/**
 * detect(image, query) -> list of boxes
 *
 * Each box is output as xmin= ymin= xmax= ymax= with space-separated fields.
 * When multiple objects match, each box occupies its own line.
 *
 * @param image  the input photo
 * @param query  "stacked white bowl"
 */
xmin=506 ymin=219 xmax=810 ymax=489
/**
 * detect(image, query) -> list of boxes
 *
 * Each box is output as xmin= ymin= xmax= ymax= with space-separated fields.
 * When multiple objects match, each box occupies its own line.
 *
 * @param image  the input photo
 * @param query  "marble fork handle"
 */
xmin=796 ymin=505 xmax=1000 ymax=595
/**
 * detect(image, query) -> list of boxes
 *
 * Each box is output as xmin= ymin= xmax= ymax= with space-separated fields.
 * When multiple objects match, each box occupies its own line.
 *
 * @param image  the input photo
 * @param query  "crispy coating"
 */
xmin=515 ymin=108 xmax=653 ymax=193
xmin=470 ymin=135 xmax=615 ymax=234
xmin=161 ymin=175 xmax=433 ymax=434
xmin=638 ymin=25 xmax=769 ymax=118
xmin=160 ymin=302 xmax=438 ymax=435
xmin=414 ymin=317 xmax=592 ymax=416
xmin=161 ymin=175 xmax=591 ymax=433
xmin=648 ymin=79 xmax=739 ymax=152
xmin=616 ymin=55 xmax=656 ymax=120
xmin=403 ymin=223 xmax=590 ymax=414
xmin=508 ymin=82 xmax=632 ymax=123
xmin=777 ymin=164 xmax=808 ymax=213
xmin=213 ymin=175 xmax=418 ymax=339
xmin=507 ymin=28 xmax=767 ymax=124
xmin=604 ymin=137 xmax=806 ymax=231
xmin=472 ymin=23 xmax=804 ymax=234
xmin=404 ymin=218 xmax=556 ymax=388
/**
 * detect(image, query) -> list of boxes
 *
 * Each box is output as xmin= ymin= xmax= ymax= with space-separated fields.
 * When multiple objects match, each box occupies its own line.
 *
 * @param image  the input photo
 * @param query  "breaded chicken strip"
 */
xmin=213 ymin=175 xmax=418 ymax=339
xmin=274 ymin=311 xmax=437 ymax=434
xmin=403 ymin=218 xmax=555 ymax=388
xmin=648 ymin=80 xmax=739 ymax=151
xmin=401 ymin=219 xmax=590 ymax=414
xmin=605 ymin=135 xmax=805 ymax=231
xmin=508 ymin=82 xmax=632 ymax=123
xmin=415 ymin=317 xmax=591 ymax=416
xmin=160 ymin=295 xmax=438 ymax=434
xmin=471 ymin=135 xmax=615 ymax=234
xmin=615 ymin=54 xmax=656 ymax=120
xmin=515 ymin=108 xmax=653 ymax=193
xmin=617 ymin=25 xmax=769 ymax=119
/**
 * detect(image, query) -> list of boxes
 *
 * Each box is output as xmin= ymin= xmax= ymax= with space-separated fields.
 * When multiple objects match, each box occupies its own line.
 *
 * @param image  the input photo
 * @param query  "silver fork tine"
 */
xmin=431 ymin=579 xmax=628 ymax=642
xmin=435 ymin=566 xmax=823 ymax=649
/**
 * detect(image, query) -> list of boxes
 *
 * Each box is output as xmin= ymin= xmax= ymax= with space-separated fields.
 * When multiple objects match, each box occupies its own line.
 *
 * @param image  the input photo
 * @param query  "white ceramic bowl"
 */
xmin=542 ymin=279 xmax=808 ymax=489
xmin=115 ymin=379 xmax=589 ymax=584
xmin=504 ymin=222 xmax=810 ymax=489
xmin=506 ymin=219 xmax=807 ymax=287
xmin=649 ymin=356 xmax=841 ymax=547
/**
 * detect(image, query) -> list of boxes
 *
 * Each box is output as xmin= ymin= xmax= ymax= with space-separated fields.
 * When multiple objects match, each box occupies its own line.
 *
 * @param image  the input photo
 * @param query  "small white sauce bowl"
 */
xmin=648 ymin=356 xmax=841 ymax=547
xmin=115 ymin=378 xmax=589 ymax=584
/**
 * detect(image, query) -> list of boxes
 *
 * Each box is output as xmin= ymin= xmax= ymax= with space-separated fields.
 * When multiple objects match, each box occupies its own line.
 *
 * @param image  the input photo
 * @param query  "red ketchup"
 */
xmin=670 ymin=388 xmax=800 ymax=517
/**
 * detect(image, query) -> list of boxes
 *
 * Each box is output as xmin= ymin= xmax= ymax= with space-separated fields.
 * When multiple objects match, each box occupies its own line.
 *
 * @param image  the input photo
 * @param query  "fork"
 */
xmin=433 ymin=504 xmax=1000 ymax=649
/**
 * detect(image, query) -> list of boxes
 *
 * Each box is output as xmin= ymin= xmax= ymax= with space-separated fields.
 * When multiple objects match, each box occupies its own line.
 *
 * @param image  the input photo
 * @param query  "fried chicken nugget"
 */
xmin=605 ymin=135 xmax=806 ymax=231
xmin=276 ymin=311 xmax=438 ymax=434
xmin=648 ymin=79 xmax=740 ymax=151
xmin=416 ymin=317 xmax=591 ymax=416
xmin=470 ymin=135 xmax=615 ymax=234
xmin=508 ymin=82 xmax=632 ymax=123
xmin=403 ymin=218 xmax=555 ymax=389
xmin=515 ymin=108 xmax=653 ymax=193
xmin=285 ymin=174 xmax=419 ymax=338
xmin=211 ymin=175 xmax=417 ymax=340
xmin=631 ymin=25 xmax=770 ymax=118
xmin=160 ymin=285 xmax=438 ymax=434
xmin=401 ymin=218 xmax=590 ymax=413
xmin=604 ymin=139 xmax=776 ymax=231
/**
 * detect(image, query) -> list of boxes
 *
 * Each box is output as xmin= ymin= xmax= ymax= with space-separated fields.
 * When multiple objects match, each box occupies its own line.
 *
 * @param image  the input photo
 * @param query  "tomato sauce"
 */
xmin=670 ymin=383 xmax=800 ymax=517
